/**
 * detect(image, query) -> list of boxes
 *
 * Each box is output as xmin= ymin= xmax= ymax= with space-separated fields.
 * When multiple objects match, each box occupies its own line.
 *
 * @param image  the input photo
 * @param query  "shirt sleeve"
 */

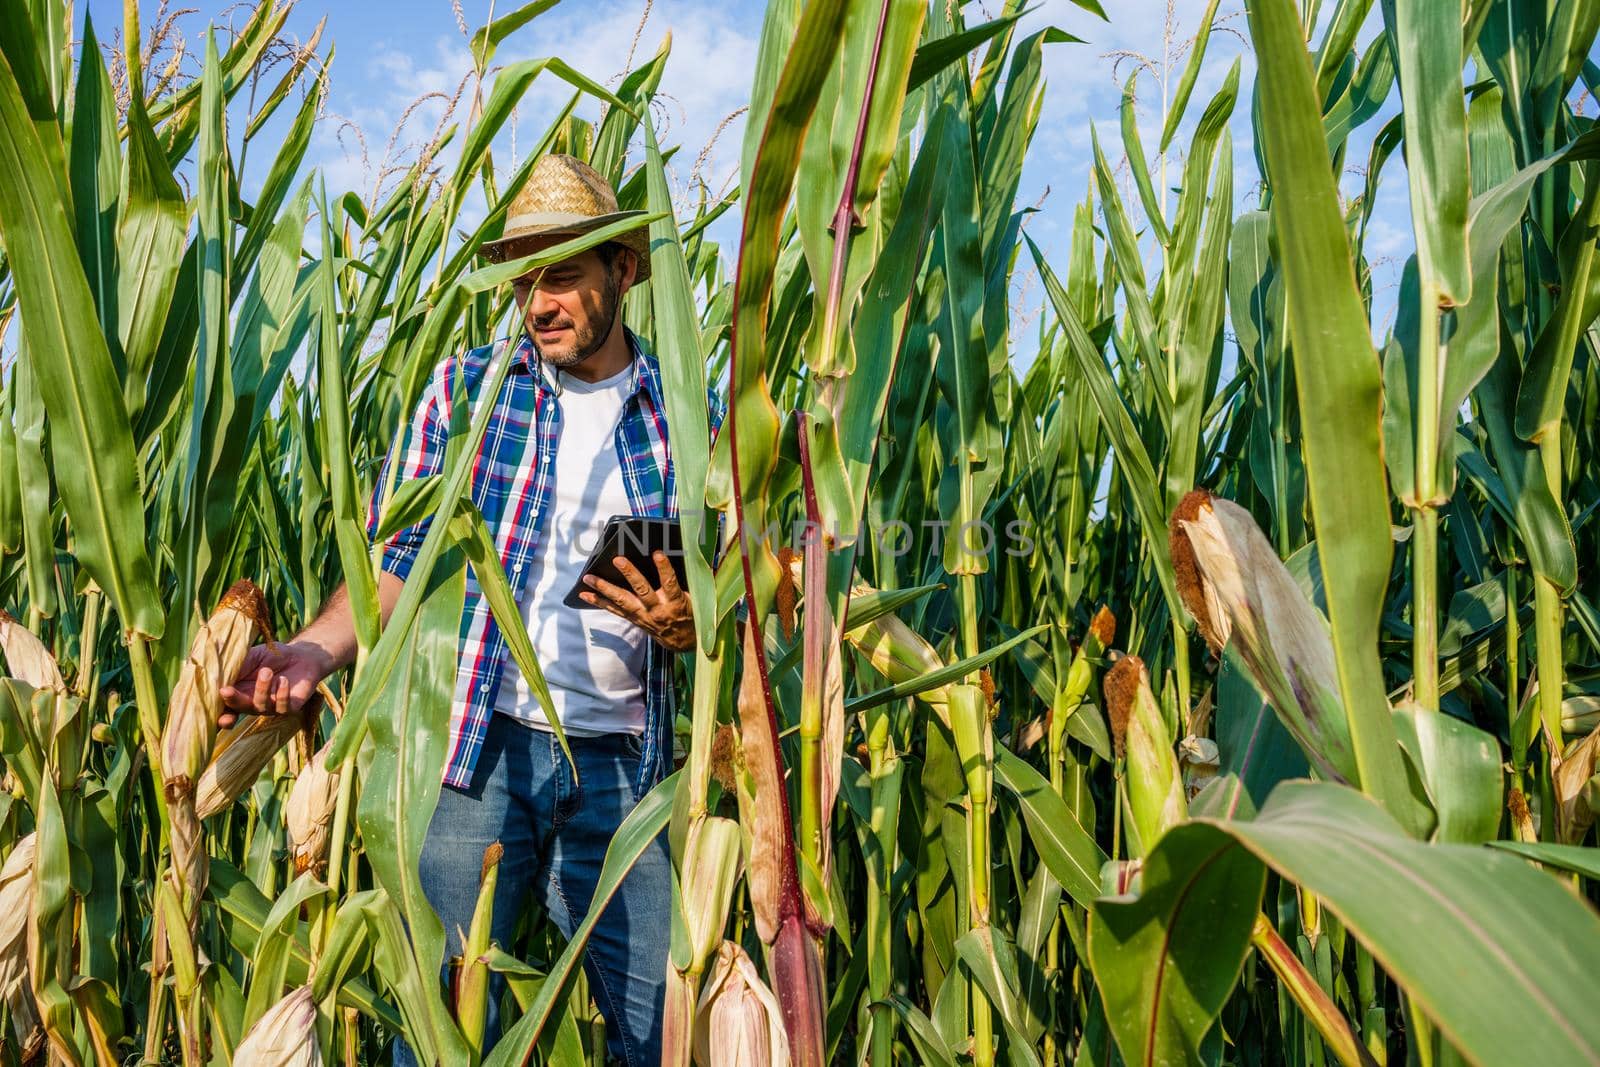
xmin=365 ymin=358 xmax=454 ymax=582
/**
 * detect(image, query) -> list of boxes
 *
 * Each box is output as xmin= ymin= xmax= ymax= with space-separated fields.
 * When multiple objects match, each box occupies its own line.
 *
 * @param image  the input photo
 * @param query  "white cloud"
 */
xmin=305 ymin=0 xmax=759 ymax=219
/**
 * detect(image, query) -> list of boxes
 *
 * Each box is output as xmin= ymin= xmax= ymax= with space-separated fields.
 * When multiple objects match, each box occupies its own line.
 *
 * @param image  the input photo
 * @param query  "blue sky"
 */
xmin=85 ymin=0 xmax=1411 ymax=359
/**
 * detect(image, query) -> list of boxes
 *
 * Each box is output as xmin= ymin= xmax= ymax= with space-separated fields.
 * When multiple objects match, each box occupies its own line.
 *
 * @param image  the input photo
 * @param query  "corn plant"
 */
xmin=1 ymin=0 xmax=1599 ymax=1064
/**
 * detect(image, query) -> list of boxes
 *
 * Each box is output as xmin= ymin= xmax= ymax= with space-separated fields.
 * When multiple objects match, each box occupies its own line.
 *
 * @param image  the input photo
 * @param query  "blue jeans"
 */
xmin=391 ymin=712 xmax=671 ymax=1066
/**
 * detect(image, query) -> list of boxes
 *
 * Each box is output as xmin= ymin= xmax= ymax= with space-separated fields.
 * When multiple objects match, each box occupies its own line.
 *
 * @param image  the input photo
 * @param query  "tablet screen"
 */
xmin=563 ymin=516 xmax=687 ymax=609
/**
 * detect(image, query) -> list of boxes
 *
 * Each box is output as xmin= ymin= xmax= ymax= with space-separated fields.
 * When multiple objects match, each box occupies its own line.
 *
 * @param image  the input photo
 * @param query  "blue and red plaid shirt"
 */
xmin=365 ymin=329 xmax=725 ymax=795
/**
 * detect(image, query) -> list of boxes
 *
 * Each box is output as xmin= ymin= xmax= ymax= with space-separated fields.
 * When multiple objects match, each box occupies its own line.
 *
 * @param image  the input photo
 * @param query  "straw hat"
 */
xmin=479 ymin=153 xmax=652 ymax=282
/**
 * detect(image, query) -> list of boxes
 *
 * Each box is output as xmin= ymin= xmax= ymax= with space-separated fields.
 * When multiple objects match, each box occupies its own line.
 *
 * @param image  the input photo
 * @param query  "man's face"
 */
xmin=511 ymin=245 xmax=635 ymax=367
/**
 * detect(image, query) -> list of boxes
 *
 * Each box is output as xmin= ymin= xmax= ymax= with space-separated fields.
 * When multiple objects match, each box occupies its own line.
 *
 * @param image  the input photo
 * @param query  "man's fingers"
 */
xmin=612 ymin=557 xmax=655 ymax=601
xmin=219 ymin=645 xmax=264 ymax=703
xmin=587 ymin=574 xmax=644 ymax=615
xmin=583 ymin=581 xmax=646 ymax=625
xmin=290 ymin=678 xmax=317 ymax=710
xmin=652 ymin=550 xmax=682 ymax=599
xmin=273 ymin=676 xmax=291 ymax=716
xmin=251 ymin=667 xmax=275 ymax=713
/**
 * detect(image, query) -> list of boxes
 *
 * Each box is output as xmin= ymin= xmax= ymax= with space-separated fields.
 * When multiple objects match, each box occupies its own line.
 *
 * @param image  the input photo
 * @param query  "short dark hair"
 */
xmin=595 ymin=240 xmax=632 ymax=274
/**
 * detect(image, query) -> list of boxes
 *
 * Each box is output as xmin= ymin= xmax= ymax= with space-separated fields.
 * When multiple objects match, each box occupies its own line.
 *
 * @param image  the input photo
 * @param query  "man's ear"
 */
xmin=617 ymin=247 xmax=640 ymax=294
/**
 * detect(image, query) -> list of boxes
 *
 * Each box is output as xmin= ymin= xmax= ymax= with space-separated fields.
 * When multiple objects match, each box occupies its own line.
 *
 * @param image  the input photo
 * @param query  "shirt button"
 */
xmin=513 ymin=562 xmax=523 ymax=573
xmin=479 ymin=683 xmax=490 ymax=693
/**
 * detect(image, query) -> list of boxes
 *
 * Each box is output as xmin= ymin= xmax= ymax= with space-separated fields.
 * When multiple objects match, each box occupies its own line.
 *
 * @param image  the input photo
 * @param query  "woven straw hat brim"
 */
xmin=479 ymin=209 xmax=652 ymax=282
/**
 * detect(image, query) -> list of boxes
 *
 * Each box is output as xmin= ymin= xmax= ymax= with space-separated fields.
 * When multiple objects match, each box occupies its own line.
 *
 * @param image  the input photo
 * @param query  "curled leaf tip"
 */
xmin=1104 ymin=655 xmax=1144 ymax=759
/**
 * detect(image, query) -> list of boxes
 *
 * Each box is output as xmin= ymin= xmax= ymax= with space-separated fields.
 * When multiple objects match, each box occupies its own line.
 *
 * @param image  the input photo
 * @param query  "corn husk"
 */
xmin=1126 ymin=664 xmax=1186 ymax=846
xmin=196 ymin=708 xmax=310 ymax=820
xmin=733 ymin=623 xmax=785 ymax=944
xmin=0 ymin=613 xmax=63 ymax=691
xmin=456 ymin=842 xmax=504 ymax=1053
xmin=1178 ymin=736 xmax=1221 ymax=799
xmin=285 ymin=742 xmax=340 ymax=874
xmin=1106 ymin=656 xmax=1186 ymax=853
xmin=0 ymin=835 xmax=40 ymax=1051
xmin=234 ymin=984 xmax=321 ymax=1066
xmin=692 ymin=942 xmax=790 ymax=1067
xmin=1563 ymin=696 xmax=1600 ymax=735
xmin=1169 ymin=491 xmax=1357 ymax=784
xmin=0 ymin=834 xmax=36 ymax=998
xmin=1548 ymin=723 xmax=1600 ymax=844
xmin=680 ymin=815 xmax=744 ymax=974
xmin=160 ymin=581 xmax=270 ymax=913
xmin=843 ymin=584 xmax=949 ymax=703
xmin=162 ymin=580 xmax=271 ymax=789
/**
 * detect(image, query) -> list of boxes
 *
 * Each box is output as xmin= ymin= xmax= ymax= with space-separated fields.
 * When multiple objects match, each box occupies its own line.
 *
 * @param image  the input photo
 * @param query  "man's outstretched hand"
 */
xmin=581 ymin=549 xmax=697 ymax=653
xmin=216 ymin=640 xmax=337 ymax=727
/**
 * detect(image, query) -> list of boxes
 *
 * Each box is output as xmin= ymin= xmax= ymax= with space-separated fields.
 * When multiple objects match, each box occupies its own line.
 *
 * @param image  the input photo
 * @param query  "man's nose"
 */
xmin=526 ymin=285 xmax=559 ymax=320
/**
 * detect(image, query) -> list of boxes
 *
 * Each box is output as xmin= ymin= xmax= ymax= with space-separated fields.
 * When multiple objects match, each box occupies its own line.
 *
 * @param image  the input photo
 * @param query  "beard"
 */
xmin=528 ymin=268 xmax=623 ymax=368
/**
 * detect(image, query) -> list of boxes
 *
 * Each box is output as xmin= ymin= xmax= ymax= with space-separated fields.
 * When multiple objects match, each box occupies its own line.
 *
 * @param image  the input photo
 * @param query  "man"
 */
xmin=218 ymin=153 xmax=721 ymax=1065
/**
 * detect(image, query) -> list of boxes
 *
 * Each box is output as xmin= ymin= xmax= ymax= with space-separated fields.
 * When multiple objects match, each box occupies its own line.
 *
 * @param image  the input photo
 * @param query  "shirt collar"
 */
xmin=514 ymin=326 xmax=664 ymax=411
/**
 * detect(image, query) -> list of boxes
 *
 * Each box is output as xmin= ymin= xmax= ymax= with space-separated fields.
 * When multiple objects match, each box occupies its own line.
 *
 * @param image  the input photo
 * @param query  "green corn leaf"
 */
xmin=444 ymin=500 xmax=571 ymax=771
xmin=1158 ymin=0 xmax=1222 ymax=153
xmin=1245 ymin=0 xmax=1421 ymax=834
xmin=1390 ymin=704 xmax=1502 ymax=845
xmin=117 ymin=72 xmax=190 ymax=426
xmin=469 ymin=0 xmax=563 ymax=69
xmin=0 ymin=36 xmax=163 ymax=637
xmin=211 ymin=858 xmax=403 ymax=1029
xmin=847 ymin=623 xmax=1048 ymax=713
xmin=1382 ymin=0 xmax=1471 ymax=304
xmin=953 ymin=927 xmax=1044 ymax=1067
xmin=1189 ymin=782 xmax=1600 ymax=1065
xmin=317 ymin=189 xmax=382 ymax=654
xmin=643 ymin=117 xmax=720 ymax=651
xmin=241 ymin=872 xmax=331 ymax=1032
xmin=1088 ymin=818 xmax=1266 ymax=1067
xmin=67 ymin=15 xmax=119 ymax=353
xmin=0 ymin=385 xmax=20 ymax=556
xmin=994 ymin=747 xmax=1107 ymax=908
xmin=354 ymin=540 xmax=471 ymax=1062
xmin=10 ymin=348 xmax=56 ymax=617
xmin=1515 ymin=161 xmax=1600 ymax=443
xmin=1487 ymin=840 xmax=1600 ymax=880
xmin=327 ymin=338 xmax=516 ymax=767
xmin=1120 ymin=71 xmax=1170 ymax=247
xmin=907 ymin=10 xmax=1028 ymax=94
xmin=1031 ymin=237 xmax=1182 ymax=624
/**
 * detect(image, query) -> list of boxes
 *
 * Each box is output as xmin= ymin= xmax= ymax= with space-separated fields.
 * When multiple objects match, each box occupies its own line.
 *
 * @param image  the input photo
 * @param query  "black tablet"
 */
xmin=564 ymin=515 xmax=687 ymax=609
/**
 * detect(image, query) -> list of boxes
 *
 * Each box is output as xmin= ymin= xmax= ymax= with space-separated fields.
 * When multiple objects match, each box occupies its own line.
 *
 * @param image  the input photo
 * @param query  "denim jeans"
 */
xmin=391 ymin=712 xmax=671 ymax=1066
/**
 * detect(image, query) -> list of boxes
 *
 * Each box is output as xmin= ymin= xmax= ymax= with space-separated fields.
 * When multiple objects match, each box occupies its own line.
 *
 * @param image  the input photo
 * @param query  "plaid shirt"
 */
xmin=365 ymin=329 xmax=725 ymax=795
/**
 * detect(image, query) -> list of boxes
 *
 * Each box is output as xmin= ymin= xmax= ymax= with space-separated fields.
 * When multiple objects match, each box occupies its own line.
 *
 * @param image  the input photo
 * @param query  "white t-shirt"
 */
xmin=493 ymin=360 xmax=649 ymax=736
